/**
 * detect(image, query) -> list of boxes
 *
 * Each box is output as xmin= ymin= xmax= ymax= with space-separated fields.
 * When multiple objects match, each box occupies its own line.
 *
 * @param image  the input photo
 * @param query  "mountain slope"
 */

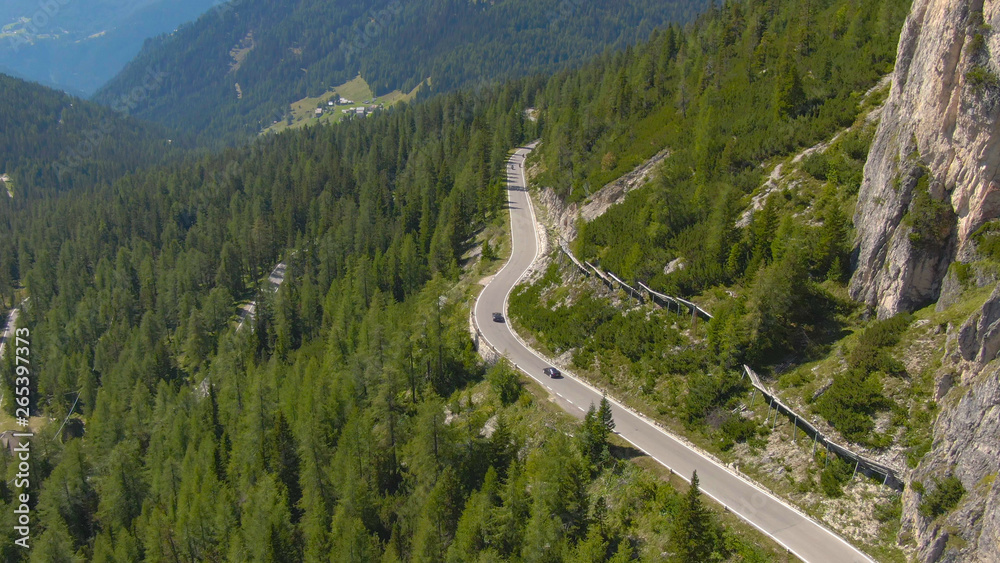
xmin=850 ymin=0 xmax=999 ymax=319
xmin=0 ymin=0 xmax=224 ymax=95
xmin=0 ymin=73 xmax=185 ymax=199
xmin=0 ymin=70 xmax=782 ymax=560
xmin=848 ymin=0 xmax=1000 ymax=560
xmin=504 ymin=0 xmax=1000 ymax=559
xmin=94 ymin=0 xmax=709 ymax=143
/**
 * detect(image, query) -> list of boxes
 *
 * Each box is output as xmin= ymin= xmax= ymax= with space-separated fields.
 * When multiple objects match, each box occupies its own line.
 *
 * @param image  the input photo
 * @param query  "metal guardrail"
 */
xmin=639 ymin=281 xmax=714 ymax=321
xmin=559 ymin=242 xmax=589 ymax=274
xmin=605 ymin=270 xmax=641 ymax=300
xmin=743 ymin=365 xmax=902 ymax=490
xmin=566 ymin=246 xmax=714 ymax=324
xmin=556 ymin=243 xmax=903 ymax=490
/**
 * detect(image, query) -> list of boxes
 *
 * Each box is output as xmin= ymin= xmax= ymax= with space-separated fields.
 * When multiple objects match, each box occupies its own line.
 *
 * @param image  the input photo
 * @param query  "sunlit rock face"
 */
xmin=851 ymin=0 xmax=1000 ymax=319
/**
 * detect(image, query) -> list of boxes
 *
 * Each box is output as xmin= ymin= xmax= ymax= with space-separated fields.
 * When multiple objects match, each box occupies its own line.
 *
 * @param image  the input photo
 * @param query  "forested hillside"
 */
xmin=517 ymin=0 xmax=911 ymax=364
xmin=0 ymin=0 xmax=223 ymax=95
xmin=94 ymin=0 xmax=709 ymax=144
xmin=0 ymin=73 xmax=188 ymax=201
xmin=0 ymin=68 xmax=778 ymax=559
xmin=2 ymin=0 xmax=957 ymax=558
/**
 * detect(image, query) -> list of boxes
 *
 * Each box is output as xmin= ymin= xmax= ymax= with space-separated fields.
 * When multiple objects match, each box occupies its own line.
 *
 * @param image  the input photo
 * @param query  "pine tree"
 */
xmin=579 ymin=396 xmax=615 ymax=469
xmin=265 ymin=412 xmax=303 ymax=523
xmin=815 ymin=199 xmax=849 ymax=282
xmin=774 ymin=55 xmax=806 ymax=118
xmin=329 ymin=508 xmax=381 ymax=563
xmin=481 ymin=239 xmax=497 ymax=262
xmin=488 ymin=361 xmax=521 ymax=406
xmin=673 ymin=471 xmax=721 ymax=562
xmin=34 ymin=440 xmax=98 ymax=551
xmin=569 ymin=527 xmax=608 ymax=563
xmin=597 ymin=396 xmax=615 ymax=436
xmin=182 ymin=310 xmax=211 ymax=373
xmin=216 ymin=241 xmax=245 ymax=296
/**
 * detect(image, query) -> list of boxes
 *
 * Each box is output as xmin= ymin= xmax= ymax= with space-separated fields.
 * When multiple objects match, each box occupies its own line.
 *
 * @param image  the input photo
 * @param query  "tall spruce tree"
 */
xmin=674 ymin=471 xmax=721 ymax=562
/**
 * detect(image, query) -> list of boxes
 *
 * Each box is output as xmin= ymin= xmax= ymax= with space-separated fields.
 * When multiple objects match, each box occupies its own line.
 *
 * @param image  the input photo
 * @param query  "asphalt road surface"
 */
xmin=0 ymin=303 xmax=22 ymax=360
xmin=236 ymin=262 xmax=288 ymax=330
xmin=473 ymin=144 xmax=872 ymax=563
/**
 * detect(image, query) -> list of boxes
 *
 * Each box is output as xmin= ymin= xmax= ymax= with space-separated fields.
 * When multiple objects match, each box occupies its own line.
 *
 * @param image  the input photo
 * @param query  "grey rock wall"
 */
xmin=851 ymin=0 xmax=1000 ymax=318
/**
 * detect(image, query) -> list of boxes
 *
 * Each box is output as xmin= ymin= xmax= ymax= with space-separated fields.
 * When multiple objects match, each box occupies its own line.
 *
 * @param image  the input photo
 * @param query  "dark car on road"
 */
xmin=492 ymin=312 xmax=504 ymax=323
xmin=543 ymin=367 xmax=561 ymax=378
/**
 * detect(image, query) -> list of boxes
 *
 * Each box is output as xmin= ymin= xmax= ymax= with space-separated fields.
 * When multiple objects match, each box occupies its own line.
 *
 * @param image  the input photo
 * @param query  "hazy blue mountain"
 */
xmin=0 ymin=0 xmax=225 ymax=94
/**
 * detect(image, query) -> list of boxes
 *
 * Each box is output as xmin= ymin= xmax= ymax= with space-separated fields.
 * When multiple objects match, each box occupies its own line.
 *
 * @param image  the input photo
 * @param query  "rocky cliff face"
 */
xmin=898 ymin=286 xmax=1000 ymax=562
xmin=851 ymin=0 xmax=1000 ymax=319
xmin=850 ymin=1 xmax=1000 ymax=560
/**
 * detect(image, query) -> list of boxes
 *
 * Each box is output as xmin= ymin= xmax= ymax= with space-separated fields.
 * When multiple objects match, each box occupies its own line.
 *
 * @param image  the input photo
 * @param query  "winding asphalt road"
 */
xmin=473 ymin=145 xmax=873 ymax=563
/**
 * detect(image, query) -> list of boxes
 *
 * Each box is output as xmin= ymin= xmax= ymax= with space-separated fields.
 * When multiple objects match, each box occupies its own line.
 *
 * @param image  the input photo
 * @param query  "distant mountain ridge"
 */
xmin=94 ymin=0 xmax=710 ymax=144
xmin=0 ymin=73 xmax=185 ymax=199
xmin=0 ymin=0 xmax=224 ymax=95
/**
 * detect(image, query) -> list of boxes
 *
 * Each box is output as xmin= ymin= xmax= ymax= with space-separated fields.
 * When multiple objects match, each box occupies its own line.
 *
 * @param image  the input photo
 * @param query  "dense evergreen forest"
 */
xmin=0 ymin=74 xmax=190 ymax=199
xmin=0 ymin=0 xmax=923 ymax=558
xmin=0 ymin=73 xmax=197 ymax=308
xmin=0 ymin=66 xmax=773 ymax=558
xmin=525 ymin=0 xmax=909 ymax=365
xmin=94 ymin=0 xmax=710 ymax=144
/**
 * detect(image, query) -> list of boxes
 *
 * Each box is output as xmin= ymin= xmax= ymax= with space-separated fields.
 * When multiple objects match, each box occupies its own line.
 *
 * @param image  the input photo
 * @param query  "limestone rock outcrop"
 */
xmin=899 ymin=287 xmax=1000 ymax=561
xmin=536 ymin=148 xmax=670 ymax=243
xmin=851 ymin=0 xmax=1000 ymax=319
xmin=849 ymin=2 xmax=1000 ymax=560
xmin=959 ymin=285 xmax=1000 ymax=363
